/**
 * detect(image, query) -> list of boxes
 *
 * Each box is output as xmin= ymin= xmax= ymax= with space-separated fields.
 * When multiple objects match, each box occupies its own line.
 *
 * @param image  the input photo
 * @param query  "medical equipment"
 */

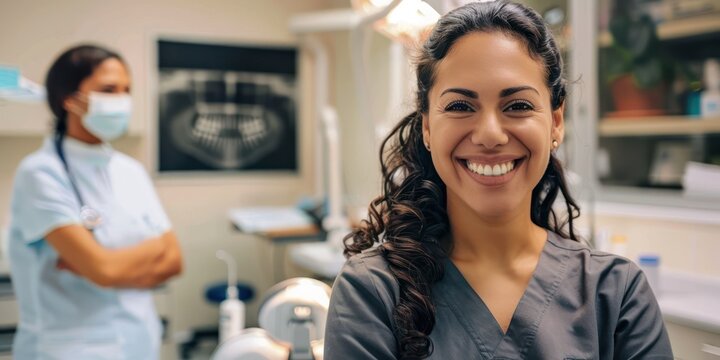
xmin=290 ymin=0 xmax=439 ymax=197
xmin=318 ymin=107 xmax=350 ymax=249
xmin=282 ymin=32 xmax=350 ymax=248
xmin=351 ymin=0 xmax=440 ymax=43
xmin=286 ymin=1 xmax=438 ymax=276
xmin=0 ymin=65 xmax=45 ymax=103
xmin=53 ymin=134 xmax=103 ymax=230
xmin=349 ymin=0 xmax=439 ymax=145
xmin=211 ymin=328 xmax=292 ymax=359
xmin=216 ymin=250 xmax=245 ymax=343
xmin=211 ymin=277 xmax=330 ymax=360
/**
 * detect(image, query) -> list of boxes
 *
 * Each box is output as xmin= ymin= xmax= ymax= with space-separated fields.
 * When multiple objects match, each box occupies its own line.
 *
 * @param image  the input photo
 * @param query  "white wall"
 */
xmin=0 ymin=0 xmax=336 ymax=340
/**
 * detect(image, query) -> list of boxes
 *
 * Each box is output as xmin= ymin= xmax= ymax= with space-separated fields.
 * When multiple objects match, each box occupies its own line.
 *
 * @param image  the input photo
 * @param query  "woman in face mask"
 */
xmin=7 ymin=44 xmax=183 ymax=359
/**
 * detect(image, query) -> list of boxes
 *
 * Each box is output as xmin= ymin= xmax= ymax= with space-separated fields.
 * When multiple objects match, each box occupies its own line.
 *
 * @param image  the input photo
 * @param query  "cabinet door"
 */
xmin=665 ymin=321 xmax=720 ymax=360
xmin=570 ymin=0 xmax=720 ymax=209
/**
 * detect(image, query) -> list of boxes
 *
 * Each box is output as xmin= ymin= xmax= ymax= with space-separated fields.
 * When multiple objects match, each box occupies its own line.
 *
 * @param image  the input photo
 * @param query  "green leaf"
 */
xmin=609 ymin=13 xmax=632 ymax=48
xmin=633 ymin=57 xmax=663 ymax=88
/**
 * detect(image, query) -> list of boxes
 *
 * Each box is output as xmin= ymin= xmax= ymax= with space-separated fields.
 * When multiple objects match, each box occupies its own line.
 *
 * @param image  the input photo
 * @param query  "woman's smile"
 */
xmin=458 ymin=156 xmax=525 ymax=187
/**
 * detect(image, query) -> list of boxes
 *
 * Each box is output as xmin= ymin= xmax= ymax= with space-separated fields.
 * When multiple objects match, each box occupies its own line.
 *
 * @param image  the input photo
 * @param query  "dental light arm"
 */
xmin=304 ymin=37 xmax=330 ymax=201
xmin=300 ymin=36 xmax=350 ymax=247
xmin=319 ymin=107 xmax=351 ymax=247
xmin=349 ymin=0 xmax=404 ymax=148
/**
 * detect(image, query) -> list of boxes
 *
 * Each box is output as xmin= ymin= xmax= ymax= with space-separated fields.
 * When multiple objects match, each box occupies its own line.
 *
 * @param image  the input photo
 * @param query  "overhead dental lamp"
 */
xmin=351 ymin=0 xmax=440 ymax=44
xmin=349 ymin=0 xmax=440 ymax=147
xmin=0 ymin=65 xmax=46 ymax=103
xmin=211 ymin=277 xmax=331 ymax=360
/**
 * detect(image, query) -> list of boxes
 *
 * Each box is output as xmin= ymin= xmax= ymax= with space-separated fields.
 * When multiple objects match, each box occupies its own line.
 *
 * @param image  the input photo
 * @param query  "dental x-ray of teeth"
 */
xmin=157 ymin=40 xmax=298 ymax=172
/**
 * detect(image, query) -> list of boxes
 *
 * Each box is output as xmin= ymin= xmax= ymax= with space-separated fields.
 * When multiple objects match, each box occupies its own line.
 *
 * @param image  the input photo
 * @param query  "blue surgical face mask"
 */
xmin=81 ymin=92 xmax=132 ymax=142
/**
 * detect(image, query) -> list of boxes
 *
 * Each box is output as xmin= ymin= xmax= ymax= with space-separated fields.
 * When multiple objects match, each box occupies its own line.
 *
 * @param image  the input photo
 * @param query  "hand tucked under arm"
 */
xmin=48 ymin=225 xmax=183 ymax=288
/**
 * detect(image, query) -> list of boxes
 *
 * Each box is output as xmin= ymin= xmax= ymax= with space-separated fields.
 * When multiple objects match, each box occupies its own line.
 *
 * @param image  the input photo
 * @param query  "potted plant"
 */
xmin=603 ymin=0 xmax=675 ymax=117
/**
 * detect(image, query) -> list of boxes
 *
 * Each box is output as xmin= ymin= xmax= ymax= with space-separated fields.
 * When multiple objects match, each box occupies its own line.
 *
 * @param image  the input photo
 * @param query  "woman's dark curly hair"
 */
xmin=343 ymin=1 xmax=580 ymax=358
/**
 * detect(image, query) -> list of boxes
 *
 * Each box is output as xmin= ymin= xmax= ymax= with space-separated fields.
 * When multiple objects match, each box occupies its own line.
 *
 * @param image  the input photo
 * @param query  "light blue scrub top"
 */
xmin=8 ymin=137 xmax=171 ymax=360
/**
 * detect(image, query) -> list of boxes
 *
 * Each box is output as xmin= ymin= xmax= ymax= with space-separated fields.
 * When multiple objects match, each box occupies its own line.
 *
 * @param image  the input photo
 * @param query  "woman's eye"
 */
xmin=505 ymin=100 xmax=534 ymax=112
xmin=445 ymin=101 xmax=474 ymax=112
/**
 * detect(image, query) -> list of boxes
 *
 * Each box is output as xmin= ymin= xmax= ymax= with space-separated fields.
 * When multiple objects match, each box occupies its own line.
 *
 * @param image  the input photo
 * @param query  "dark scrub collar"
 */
xmin=435 ymin=231 xmax=572 ymax=359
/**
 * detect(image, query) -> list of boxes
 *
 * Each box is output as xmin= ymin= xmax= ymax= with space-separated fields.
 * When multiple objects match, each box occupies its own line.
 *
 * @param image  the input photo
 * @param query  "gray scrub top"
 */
xmin=324 ymin=231 xmax=673 ymax=359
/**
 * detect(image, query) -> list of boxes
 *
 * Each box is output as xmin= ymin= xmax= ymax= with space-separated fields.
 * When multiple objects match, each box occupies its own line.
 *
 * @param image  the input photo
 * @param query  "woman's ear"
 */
xmin=63 ymin=94 xmax=86 ymax=116
xmin=551 ymin=103 xmax=565 ymax=144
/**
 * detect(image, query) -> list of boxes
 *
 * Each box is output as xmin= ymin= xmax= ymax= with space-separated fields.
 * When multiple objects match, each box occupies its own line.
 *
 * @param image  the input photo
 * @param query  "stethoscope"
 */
xmin=54 ymin=133 xmax=103 ymax=230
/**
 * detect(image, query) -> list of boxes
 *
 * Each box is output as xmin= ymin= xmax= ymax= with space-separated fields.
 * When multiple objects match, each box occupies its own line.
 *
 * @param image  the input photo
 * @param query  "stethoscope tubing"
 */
xmin=53 ymin=133 xmax=102 ymax=230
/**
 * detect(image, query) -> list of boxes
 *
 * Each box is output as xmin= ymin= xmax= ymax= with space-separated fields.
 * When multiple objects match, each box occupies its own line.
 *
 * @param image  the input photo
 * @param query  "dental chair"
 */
xmin=211 ymin=278 xmax=331 ymax=360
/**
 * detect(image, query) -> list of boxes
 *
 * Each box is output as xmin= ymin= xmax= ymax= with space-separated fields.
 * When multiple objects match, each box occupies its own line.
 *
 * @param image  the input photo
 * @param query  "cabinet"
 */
xmin=598 ymin=1 xmax=720 ymax=188
xmin=665 ymin=321 xmax=720 ymax=359
xmin=567 ymin=0 xmax=720 ymax=209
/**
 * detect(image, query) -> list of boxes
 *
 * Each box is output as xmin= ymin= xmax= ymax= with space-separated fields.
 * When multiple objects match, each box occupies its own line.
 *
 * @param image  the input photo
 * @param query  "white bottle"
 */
xmin=216 ymin=250 xmax=244 ymax=344
xmin=701 ymin=58 xmax=720 ymax=118
xmin=638 ymin=254 xmax=661 ymax=297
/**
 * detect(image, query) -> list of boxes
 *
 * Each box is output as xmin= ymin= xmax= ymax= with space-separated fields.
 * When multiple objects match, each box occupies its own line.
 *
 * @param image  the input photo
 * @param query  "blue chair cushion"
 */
xmin=204 ymin=282 xmax=254 ymax=304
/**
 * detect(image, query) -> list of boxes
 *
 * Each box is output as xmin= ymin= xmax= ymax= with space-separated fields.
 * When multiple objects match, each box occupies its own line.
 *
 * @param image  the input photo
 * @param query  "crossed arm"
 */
xmin=46 ymin=225 xmax=183 ymax=288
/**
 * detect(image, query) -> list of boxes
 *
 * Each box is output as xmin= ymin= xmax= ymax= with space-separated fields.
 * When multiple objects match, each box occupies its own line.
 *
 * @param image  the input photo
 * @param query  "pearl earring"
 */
xmin=552 ymin=139 xmax=559 ymax=149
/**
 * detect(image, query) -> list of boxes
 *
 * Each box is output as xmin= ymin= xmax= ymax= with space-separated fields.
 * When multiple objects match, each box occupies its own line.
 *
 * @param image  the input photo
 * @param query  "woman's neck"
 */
xmin=447 ymin=198 xmax=547 ymax=268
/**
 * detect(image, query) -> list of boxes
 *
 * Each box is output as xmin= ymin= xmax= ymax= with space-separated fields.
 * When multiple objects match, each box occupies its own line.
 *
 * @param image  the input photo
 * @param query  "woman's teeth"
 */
xmin=466 ymin=160 xmax=515 ymax=176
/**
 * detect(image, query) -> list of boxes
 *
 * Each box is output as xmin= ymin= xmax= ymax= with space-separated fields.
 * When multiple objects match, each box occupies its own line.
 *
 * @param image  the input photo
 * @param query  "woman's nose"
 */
xmin=469 ymin=111 xmax=509 ymax=149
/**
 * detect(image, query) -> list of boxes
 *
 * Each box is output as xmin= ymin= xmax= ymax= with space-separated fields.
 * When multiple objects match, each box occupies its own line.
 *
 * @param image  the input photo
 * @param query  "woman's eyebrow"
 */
xmin=440 ymin=86 xmax=540 ymax=99
xmin=500 ymin=86 xmax=539 ymax=97
xmin=440 ymin=88 xmax=478 ymax=98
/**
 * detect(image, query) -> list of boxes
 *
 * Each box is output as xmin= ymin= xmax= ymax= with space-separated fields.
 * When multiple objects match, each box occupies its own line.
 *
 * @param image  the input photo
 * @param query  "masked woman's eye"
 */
xmin=444 ymin=100 xmax=474 ymax=112
xmin=504 ymin=100 xmax=534 ymax=112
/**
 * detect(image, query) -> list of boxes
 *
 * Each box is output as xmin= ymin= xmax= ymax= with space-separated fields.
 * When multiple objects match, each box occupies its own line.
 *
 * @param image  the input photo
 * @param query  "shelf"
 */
xmin=599 ymin=116 xmax=720 ymax=136
xmin=0 ymin=127 xmax=145 ymax=138
xmin=598 ymin=13 xmax=720 ymax=47
xmin=0 ymin=101 xmax=144 ymax=137
xmin=596 ymin=186 xmax=720 ymax=219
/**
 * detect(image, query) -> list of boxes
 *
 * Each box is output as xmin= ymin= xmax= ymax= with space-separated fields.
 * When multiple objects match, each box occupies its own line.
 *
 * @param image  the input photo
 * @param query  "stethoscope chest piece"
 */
xmin=80 ymin=205 xmax=103 ymax=230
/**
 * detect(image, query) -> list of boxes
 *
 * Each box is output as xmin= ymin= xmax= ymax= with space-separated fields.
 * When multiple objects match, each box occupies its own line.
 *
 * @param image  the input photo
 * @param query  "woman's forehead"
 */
xmin=431 ymin=32 xmax=547 ymax=97
xmin=81 ymin=58 xmax=130 ymax=88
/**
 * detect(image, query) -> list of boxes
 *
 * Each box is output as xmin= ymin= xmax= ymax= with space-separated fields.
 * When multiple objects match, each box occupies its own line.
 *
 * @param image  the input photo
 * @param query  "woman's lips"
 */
xmin=459 ymin=157 xmax=524 ymax=186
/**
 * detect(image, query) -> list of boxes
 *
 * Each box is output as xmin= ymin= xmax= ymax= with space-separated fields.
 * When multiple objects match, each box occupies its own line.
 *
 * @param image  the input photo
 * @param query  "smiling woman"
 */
xmin=324 ymin=1 xmax=674 ymax=360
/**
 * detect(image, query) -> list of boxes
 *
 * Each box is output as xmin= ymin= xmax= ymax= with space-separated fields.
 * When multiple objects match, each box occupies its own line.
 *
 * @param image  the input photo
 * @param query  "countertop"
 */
xmin=657 ymin=269 xmax=720 ymax=334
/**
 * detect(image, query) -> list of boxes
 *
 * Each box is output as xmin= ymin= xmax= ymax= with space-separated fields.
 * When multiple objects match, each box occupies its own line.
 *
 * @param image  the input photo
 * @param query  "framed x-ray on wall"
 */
xmin=157 ymin=39 xmax=298 ymax=173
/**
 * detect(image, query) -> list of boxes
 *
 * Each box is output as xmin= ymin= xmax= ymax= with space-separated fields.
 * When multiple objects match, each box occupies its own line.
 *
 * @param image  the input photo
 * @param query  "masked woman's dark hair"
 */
xmin=45 ymin=44 xmax=125 ymax=136
xmin=343 ymin=1 xmax=580 ymax=358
